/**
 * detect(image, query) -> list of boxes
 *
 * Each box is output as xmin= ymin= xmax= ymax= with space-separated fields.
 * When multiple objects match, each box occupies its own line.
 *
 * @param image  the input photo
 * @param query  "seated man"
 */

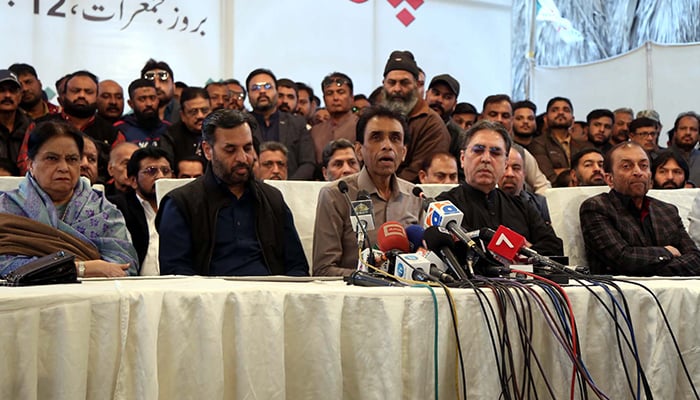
xmin=437 ymin=120 xmax=562 ymax=256
xmin=651 ymin=150 xmax=689 ymax=189
xmin=177 ymin=156 xmax=205 ymax=179
xmin=499 ymin=148 xmax=551 ymax=224
xmin=313 ymin=106 xmax=423 ymax=276
xmin=580 ymin=141 xmax=700 ymax=275
xmin=105 ymin=142 xmax=139 ymax=195
xmin=255 ymin=141 xmax=288 ymax=180
xmin=109 ymin=147 xmax=174 ymax=275
xmin=418 ymin=152 xmax=458 ymax=184
xmin=569 ymin=148 xmax=606 ymax=187
xmin=321 ymin=138 xmax=360 ymax=181
xmin=156 ymin=109 xmax=309 ymax=276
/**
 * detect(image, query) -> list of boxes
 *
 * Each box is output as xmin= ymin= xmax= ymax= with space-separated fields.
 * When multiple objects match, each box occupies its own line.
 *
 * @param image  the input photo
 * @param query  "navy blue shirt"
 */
xmin=252 ymin=110 xmax=280 ymax=142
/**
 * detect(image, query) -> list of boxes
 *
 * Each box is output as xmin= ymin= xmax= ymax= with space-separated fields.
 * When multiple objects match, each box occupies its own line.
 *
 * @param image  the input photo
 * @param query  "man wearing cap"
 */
xmin=8 ymin=63 xmax=60 ymax=120
xmin=0 ymin=70 xmax=31 ymax=172
xmin=426 ymin=74 xmax=464 ymax=163
xmin=310 ymin=72 xmax=358 ymax=164
xmin=380 ymin=50 xmax=450 ymax=183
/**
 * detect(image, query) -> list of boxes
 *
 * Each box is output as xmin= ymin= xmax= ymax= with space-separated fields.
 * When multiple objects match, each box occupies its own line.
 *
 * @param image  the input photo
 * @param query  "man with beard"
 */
xmin=296 ymin=82 xmax=316 ymax=125
xmin=255 ymin=141 xmax=288 ymax=180
xmin=110 ymin=147 xmax=173 ymax=275
xmin=580 ymin=141 xmax=700 ymax=275
xmin=140 ymin=59 xmax=180 ymax=124
xmin=80 ymin=135 xmax=100 ymax=184
xmin=276 ymin=78 xmax=298 ymax=114
xmin=96 ymin=79 xmax=124 ymax=124
xmin=610 ymin=107 xmax=634 ymax=146
xmin=437 ymin=120 xmax=562 ymax=256
xmin=161 ymin=87 xmax=210 ymax=166
xmin=223 ymin=78 xmax=246 ymax=111
xmin=569 ymin=148 xmax=606 ymax=187
xmin=246 ymin=68 xmax=315 ymax=180
xmin=628 ymin=117 xmax=661 ymax=160
xmin=310 ymin=72 xmax=358 ymax=163
xmin=380 ymin=50 xmax=450 ymax=183
xmin=426 ymin=74 xmax=463 ymax=163
xmin=16 ymin=70 xmax=118 ymax=181
xmin=668 ymin=111 xmax=700 ymax=185
xmin=512 ymin=100 xmax=537 ymax=147
xmin=0 ymin=70 xmax=30 ymax=172
xmin=313 ymin=106 xmax=423 ymax=276
xmin=586 ymin=109 xmax=614 ymax=153
xmin=205 ymin=81 xmax=230 ymax=111
xmin=529 ymin=96 xmax=593 ymax=183
xmin=156 ymin=109 xmax=309 ymax=276
xmin=8 ymin=63 xmax=60 ymax=120
xmin=114 ymin=79 xmax=170 ymax=149
xmin=499 ymin=148 xmax=551 ymax=224
xmin=652 ymin=151 xmax=689 ymax=189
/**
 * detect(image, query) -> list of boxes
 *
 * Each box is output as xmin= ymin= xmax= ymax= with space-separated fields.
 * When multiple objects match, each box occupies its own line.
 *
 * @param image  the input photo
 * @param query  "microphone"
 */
xmin=376 ymin=222 xmax=410 ymax=253
xmin=394 ymin=253 xmax=439 ymax=282
xmin=480 ymin=226 xmax=566 ymax=271
xmin=338 ymin=180 xmax=376 ymax=267
xmin=412 ymin=186 xmax=433 ymax=211
xmin=423 ymin=226 xmax=472 ymax=280
xmin=353 ymin=190 xmax=375 ymax=231
xmin=405 ymin=224 xmax=425 ymax=251
xmin=344 ymin=270 xmax=406 ymax=287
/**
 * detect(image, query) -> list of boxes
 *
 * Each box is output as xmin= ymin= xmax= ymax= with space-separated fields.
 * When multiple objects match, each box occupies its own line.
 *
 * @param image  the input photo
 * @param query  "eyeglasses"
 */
xmin=250 ymin=82 xmax=273 ymax=92
xmin=630 ymin=131 xmax=657 ymax=138
xmin=143 ymin=71 xmax=170 ymax=82
xmin=469 ymin=144 xmax=504 ymax=157
xmin=230 ymin=91 xmax=246 ymax=100
xmin=322 ymin=77 xmax=349 ymax=89
xmin=140 ymin=166 xmax=172 ymax=176
xmin=184 ymin=106 xmax=211 ymax=118
xmin=261 ymin=160 xmax=287 ymax=169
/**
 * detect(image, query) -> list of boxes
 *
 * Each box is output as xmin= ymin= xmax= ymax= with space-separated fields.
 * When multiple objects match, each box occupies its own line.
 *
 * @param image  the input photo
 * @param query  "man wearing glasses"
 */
xmin=245 ymin=68 xmax=315 ymax=180
xmin=628 ymin=117 xmax=662 ymax=160
xmin=161 ymin=87 xmax=211 ymax=167
xmin=436 ymin=120 xmax=563 ymax=257
xmin=140 ymin=59 xmax=180 ymax=124
xmin=223 ymin=78 xmax=246 ymax=111
xmin=310 ymin=72 xmax=358 ymax=164
xmin=109 ymin=146 xmax=174 ymax=275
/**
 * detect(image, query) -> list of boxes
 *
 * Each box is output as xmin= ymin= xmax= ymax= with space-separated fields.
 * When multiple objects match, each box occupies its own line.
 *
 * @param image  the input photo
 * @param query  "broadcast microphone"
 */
xmin=405 ymin=224 xmax=425 ymax=251
xmin=344 ymin=270 xmax=406 ymax=287
xmin=423 ymin=226 xmax=472 ymax=280
xmin=376 ymin=222 xmax=411 ymax=253
xmin=338 ymin=180 xmax=376 ymax=267
xmin=354 ymin=190 xmax=375 ymax=231
xmin=480 ymin=226 xmax=566 ymax=271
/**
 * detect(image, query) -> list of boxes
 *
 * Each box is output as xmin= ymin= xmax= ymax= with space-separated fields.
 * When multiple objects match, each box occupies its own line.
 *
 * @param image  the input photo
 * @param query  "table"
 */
xmin=1 ymin=276 xmax=699 ymax=399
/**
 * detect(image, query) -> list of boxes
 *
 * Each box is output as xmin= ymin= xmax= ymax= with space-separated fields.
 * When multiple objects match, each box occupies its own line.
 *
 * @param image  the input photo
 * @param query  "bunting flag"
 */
xmin=536 ymin=0 xmax=584 ymax=43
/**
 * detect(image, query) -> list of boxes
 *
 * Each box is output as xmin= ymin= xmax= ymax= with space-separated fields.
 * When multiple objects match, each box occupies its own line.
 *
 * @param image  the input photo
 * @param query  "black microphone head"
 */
xmin=479 ymin=227 xmax=496 ymax=242
xmin=357 ymin=190 xmax=370 ymax=201
xmin=423 ymin=226 xmax=456 ymax=251
xmin=338 ymin=180 xmax=349 ymax=194
xmin=412 ymin=186 xmax=424 ymax=198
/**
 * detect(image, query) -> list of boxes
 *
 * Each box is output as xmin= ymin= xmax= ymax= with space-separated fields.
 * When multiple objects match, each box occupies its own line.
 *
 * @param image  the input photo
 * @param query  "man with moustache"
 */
xmin=205 ymin=81 xmax=230 ymax=111
xmin=610 ymin=107 xmax=634 ymax=146
xmin=157 ymin=109 xmax=309 ymax=276
xmin=586 ymin=109 xmax=614 ymax=153
xmin=380 ymin=50 xmax=450 ymax=183
xmin=499 ymin=148 xmax=551 ymax=224
xmin=580 ymin=141 xmax=700 ymax=275
xmin=529 ymin=96 xmax=593 ymax=183
xmin=320 ymin=138 xmax=360 ymax=181
xmin=110 ymin=147 xmax=173 ymax=275
xmin=425 ymin=74 xmax=463 ymax=162
xmin=80 ymin=135 xmax=100 ymax=184
xmin=310 ymin=72 xmax=358 ymax=163
xmin=114 ymin=79 xmax=170 ymax=148
xmin=161 ymin=87 xmax=210 ymax=166
xmin=418 ymin=152 xmax=459 ymax=184
xmin=8 ymin=63 xmax=60 ymax=120
xmin=296 ymin=82 xmax=316 ymax=125
xmin=140 ymin=59 xmax=180 ymax=124
xmin=437 ymin=120 xmax=562 ymax=256
xmin=569 ymin=148 xmax=606 ymax=187
xmin=255 ymin=141 xmax=288 ymax=181
xmin=96 ymin=80 xmax=125 ymax=124
xmin=0 ymin=70 xmax=30 ymax=172
xmin=668 ymin=111 xmax=700 ymax=185
xmin=313 ymin=106 xmax=423 ymax=276
xmin=223 ymin=78 xmax=246 ymax=111
xmin=15 ymin=70 xmax=118 ymax=180
xmin=628 ymin=117 xmax=661 ymax=160
xmin=511 ymin=100 xmax=537 ymax=147
xmin=246 ymin=68 xmax=315 ymax=180
xmin=451 ymin=102 xmax=479 ymax=132
xmin=276 ymin=78 xmax=298 ymax=114
xmin=652 ymin=151 xmax=689 ymax=189
xmin=105 ymin=142 xmax=139 ymax=196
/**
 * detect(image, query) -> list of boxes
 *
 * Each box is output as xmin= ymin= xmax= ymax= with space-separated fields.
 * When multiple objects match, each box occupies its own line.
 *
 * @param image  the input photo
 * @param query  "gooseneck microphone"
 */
xmin=423 ymin=226 xmax=472 ymax=280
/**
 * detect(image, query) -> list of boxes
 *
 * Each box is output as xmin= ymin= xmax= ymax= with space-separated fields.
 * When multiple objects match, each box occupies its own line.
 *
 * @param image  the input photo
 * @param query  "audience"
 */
xmin=256 ymin=141 xmax=288 ymax=181
xmin=321 ymin=138 xmax=360 ymax=181
xmin=651 ymin=150 xmax=689 ymax=189
xmin=177 ymin=156 xmax=205 ymax=179
xmin=417 ymin=152 xmax=458 ymax=184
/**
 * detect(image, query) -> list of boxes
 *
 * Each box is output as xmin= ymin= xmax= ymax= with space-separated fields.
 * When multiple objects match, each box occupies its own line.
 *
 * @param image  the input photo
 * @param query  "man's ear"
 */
xmin=202 ymin=141 xmax=213 ymax=161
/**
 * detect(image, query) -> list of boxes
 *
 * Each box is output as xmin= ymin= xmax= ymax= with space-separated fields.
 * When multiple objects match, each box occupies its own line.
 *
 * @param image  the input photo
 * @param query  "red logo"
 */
xmin=487 ymin=226 xmax=526 ymax=262
xmin=350 ymin=0 xmax=423 ymax=27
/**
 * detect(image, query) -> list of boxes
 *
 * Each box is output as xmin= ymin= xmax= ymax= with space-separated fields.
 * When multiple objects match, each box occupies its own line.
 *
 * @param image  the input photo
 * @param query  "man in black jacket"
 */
xmin=156 ymin=109 xmax=309 ymax=276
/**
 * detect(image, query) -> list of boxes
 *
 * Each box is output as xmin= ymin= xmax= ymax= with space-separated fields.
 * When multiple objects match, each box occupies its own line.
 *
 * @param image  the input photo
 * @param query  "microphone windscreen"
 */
xmin=357 ymin=190 xmax=370 ymax=201
xmin=338 ymin=180 xmax=349 ymax=193
xmin=423 ymin=226 xmax=456 ymax=251
xmin=405 ymin=224 xmax=425 ymax=252
xmin=412 ymin=186 xmax=424 ymax=198
xmin=376 ymin=221 xmax=410 ymax=253
xmin=479 ymin=227 xmax=496 ymax=242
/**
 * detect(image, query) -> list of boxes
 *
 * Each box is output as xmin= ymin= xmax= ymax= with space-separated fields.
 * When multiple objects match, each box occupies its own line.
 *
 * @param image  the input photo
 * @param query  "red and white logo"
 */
xmin=487 ymin=226 xmax=526 ymax=262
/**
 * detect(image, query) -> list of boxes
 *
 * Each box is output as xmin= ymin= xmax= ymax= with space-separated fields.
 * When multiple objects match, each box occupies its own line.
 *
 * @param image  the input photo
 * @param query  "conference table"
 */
xmin=1 ymin=276 xmax=698 ymax=399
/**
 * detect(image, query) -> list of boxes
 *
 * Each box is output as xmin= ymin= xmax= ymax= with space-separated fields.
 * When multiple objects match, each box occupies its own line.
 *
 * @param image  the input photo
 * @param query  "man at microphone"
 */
xmin=312 ymin=106 xmax=423 ymax=276
xmin=436 ymin=120 xmax=563 ymax=256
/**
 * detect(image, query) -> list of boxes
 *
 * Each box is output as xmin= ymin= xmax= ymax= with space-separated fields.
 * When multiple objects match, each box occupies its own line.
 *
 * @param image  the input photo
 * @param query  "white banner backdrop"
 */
xmin=533 ymin=41 xmax=700 ymax=140
xmin=2 ymin=0 xmax=512 ymax=109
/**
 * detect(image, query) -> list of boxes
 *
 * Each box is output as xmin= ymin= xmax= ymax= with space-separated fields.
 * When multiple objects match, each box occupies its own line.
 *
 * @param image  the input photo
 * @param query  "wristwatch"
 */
xmin=77 ymin=261 xmax=86 ymax=278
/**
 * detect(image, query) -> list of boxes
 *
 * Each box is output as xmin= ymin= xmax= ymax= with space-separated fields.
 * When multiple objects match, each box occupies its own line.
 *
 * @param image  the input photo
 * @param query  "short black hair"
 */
xmin=454 ymin=102 xmax=478 ymax=115
xmin=179 ymin=86 xmax=209 ymax=109
xmin=296 ymin=82 xmax=314 ymax=100
xmin=546 ymin=96 xmax=573 ymax=113
xmin=463 ymin=120 xmax=512 ymax=155
xmin=202 ymin=109 xmax=257 ymax=144
xmin=586 ymin=109 xmax=614 ymax=124
xmin=126 ymin=146 xmax=173 ymax=178
xmin=140 ymin=59 xmax=174 ymax=80
xmin=128 ymin=78 xmax=156 ymax=99
xmin=0 ymin=157 xmax=19 ymax=176
xmin=8 ymin=63 xmax=38 ymax=78
xmin=628 ymin=117 xmax=657 ymax=134
xmin=245 ymin=68 xmax=277 ymax=91
xmin=652 ymin=150 xmax=689 ymax=183
xmin=175 ymin=81 xmax=188 ymax=89
xmin=27 ymin=120 xmax=84 ymax=160
xmin=512 ymin=100 xmax=536 ymax=114
xmin=482 ymin=94 xmax=512 ymax=112
xmin=355 ymin=105 xmax=409 ymax=144
xmin=66 ymin=70 xmax=99 ymax=88
xmin=321 ymin=72 xmax=354 ymax=94
xmin=420 ymin=151 xmax=456 ymax=172
xmin=321 ymin=138 xmax=356 ymax=168
xmin=571 ymin=148 xmax=604 ymax=170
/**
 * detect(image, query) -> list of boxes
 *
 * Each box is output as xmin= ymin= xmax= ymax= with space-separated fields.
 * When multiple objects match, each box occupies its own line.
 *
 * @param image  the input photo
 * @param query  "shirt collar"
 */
xmin=357 ymin=167 xmax=403 ymax=201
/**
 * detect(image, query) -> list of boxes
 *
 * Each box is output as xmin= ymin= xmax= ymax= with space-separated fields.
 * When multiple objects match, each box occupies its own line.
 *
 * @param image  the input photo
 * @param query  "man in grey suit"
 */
xmin=245 ymin=68 xmax=315 ymax=180
xmin=580 ymin=141 xmax=700 ymax=276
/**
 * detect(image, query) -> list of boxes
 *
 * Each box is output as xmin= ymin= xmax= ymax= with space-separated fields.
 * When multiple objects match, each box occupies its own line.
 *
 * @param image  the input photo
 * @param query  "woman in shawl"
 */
xmin=0 ymin=121 xmax=138 ymax=277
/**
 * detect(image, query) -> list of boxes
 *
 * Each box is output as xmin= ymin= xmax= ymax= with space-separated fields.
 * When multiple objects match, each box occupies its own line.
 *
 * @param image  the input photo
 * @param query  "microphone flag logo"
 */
xmin=487 ymin=225 xmax=526 ymax=262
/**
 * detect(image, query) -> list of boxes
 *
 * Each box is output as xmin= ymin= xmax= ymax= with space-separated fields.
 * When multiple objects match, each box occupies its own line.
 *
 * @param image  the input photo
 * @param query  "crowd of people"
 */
xmin=1 ymin=48 xmax=700 ymax=278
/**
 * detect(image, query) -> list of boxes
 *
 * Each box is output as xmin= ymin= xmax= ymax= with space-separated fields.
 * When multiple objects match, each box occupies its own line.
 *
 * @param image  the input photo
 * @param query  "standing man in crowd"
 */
xmin=0 ymin=70 xmax=30 ymax=172
xmin=8 ymin=63 xmax=60 ymax=120
xmin=96 ymin=79 xmax=125 ymax=125
xmin=115 ymin=79 xmax=170 ymax=148
xmin=311 ymin=72 xmax=358 ymax=164
xmin=141 ymin=59 xmax=180 ymax=124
